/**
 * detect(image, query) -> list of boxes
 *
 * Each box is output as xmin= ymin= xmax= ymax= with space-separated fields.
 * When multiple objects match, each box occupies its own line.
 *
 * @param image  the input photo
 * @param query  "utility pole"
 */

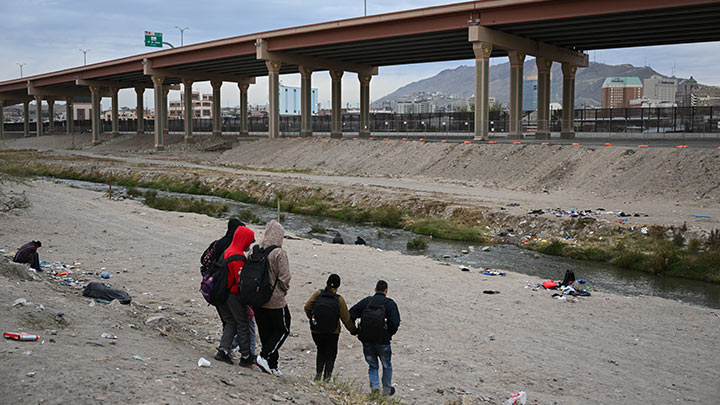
xmin=79 ymin=49 xmax=90 ymax=66
xmin=175 ymin=26 xmax=189 ymax=46
xmin=364 ymin=0 xmax=367 ymax=16
xmin=17 ymin=63 xmax=26 ymax=78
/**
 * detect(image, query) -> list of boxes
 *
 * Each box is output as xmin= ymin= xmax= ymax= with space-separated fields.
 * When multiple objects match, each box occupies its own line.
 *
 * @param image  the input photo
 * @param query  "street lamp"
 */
xmin=79 ymin=49 xmax=90 ymax=66
xmin=175 ymin=26 xmax=189 ymax=46
xmin=16 ymin=63 xmax=26 ymax=78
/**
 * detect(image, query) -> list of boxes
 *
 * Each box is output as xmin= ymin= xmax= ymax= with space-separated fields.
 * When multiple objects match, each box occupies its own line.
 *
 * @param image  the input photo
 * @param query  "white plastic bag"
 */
xmin=504 ymin=391 xmax=527 ymax=405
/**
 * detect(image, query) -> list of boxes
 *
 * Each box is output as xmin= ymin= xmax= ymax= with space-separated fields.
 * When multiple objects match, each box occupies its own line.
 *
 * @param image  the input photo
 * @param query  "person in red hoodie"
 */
xmin=215 ymin=225 xmax=255 ymax=367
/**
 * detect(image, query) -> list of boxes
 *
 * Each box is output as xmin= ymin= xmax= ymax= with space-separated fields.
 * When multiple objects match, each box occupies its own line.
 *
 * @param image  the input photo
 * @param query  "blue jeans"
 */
xmin=362 ymin=343 xmax=392 ymax=393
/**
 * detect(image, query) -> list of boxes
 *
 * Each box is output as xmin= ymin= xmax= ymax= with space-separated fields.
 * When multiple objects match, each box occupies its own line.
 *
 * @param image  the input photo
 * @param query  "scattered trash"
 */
xmin=4 ymin=332 xmax=39 ymax=341
xmin=100 ymin=272 xmax=111 ymax=279
xmin=481 ymin=246 xmax=491 ymax=252
xmin=605 ymin=297 xmax=611 ymax=301
xmin=220 ymin=378 xmax=235 ymax=386
xmin=504 ymin=391 xmax=527 ymax=405
xmin=459 ymin=266 xmax=470 ymax=272
xmin=481 ymin=270 xmax=506 ymax=276
xmin=507 ymin=202 xmax=520 ymax=207
xmin=101 ymin=333 xmax=117 ymax=340
xmin=12 ymin=298 xmax=29 ymax=307
xmin=198 ymin=357 xmax=211 ymax=367
xmin=483 ymin=290 xmax=500 ymax=295
xmin=690 ymin=215 xmax=712 ymax=219
xmin=640 ymin=226 xmax=649 ymax=234
xmin=161 ymin=253 xmax=176 ymax=257
xmin=26 ymin=371 xmax=36 ymax=377
xmin=132 ymin=355 xmax=147 ymax=361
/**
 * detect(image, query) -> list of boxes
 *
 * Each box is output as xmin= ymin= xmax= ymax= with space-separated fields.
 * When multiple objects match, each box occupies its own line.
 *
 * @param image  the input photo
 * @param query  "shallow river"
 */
xmin=54 ymin=178 xmax=720 ymax=309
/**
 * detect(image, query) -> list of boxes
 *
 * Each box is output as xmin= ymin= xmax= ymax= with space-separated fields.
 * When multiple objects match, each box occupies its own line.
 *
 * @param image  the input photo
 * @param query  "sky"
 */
xmin=1 ymin=0 xmax=719 ymax=109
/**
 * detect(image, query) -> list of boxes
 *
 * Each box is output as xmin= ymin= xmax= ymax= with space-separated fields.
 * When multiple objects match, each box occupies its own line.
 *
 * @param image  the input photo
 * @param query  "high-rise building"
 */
xmin=643 ymin=75 xmax=677 ymax=103
xmin=169 ymin=91 xmax=213 ymax=118
xmin=601 ymin=77 xmax=642 ymax=108
xmin=522 ymin=73 xmax=560 ymax=111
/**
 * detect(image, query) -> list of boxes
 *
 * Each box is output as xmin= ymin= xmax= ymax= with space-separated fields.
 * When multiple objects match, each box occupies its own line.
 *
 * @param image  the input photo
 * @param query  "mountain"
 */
xmin=374 ymin=61 xmax=693 ymax=108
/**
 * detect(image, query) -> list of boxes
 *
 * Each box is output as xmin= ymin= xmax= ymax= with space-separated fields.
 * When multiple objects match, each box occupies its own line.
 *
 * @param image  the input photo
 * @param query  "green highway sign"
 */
xmin=145 ymin=31 xmax=163 ymax=48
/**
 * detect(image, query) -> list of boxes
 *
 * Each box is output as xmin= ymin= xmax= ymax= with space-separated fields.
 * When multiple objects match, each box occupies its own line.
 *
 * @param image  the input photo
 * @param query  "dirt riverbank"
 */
xmin=1 ymin=180 xmax=719 ymax=404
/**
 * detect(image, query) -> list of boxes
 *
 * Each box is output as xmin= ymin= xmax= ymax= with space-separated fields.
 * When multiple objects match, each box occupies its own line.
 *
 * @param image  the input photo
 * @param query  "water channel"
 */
xmin=53 ymin=178 xmax=720 ymax=309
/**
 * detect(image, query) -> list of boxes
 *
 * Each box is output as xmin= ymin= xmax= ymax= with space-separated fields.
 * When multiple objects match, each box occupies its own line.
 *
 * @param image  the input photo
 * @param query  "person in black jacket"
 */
xmin=349 ymin=280 xmax=401 ymax=396
xmin=13 ymin=241 xmax=42 ymax=271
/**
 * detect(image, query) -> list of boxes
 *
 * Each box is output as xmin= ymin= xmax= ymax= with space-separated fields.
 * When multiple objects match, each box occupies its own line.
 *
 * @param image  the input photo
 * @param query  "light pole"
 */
xmin=17 ymin=63 xmax=26 ymax=78
xmin=79 ymin=49 xmax=90 ymax=66
xmin=364 ymin=0 xmax=367 ymax=16
xmin=175 ymin=26 xmax=189 ymax=46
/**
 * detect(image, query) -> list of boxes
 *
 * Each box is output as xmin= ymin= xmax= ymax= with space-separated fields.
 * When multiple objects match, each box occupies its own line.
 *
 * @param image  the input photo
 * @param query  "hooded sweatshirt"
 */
xmin=224 ymin=226 xmax=255 ymax=294
xmin=260 ymin=220 xmax=291 ymax=309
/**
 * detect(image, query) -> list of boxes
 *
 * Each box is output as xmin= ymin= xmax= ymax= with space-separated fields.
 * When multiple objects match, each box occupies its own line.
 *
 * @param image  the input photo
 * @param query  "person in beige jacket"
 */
xmin=254 ymin=220 xmax=292 ymax=376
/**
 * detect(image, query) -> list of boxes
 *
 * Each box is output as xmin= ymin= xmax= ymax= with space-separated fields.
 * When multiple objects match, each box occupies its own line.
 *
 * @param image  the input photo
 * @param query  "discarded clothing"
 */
xmin=83 ymin=282 xmax=132 ymax=304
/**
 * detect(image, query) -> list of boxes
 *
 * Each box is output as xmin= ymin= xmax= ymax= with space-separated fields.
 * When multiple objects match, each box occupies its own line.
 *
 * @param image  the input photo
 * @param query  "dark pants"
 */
xmin=217 ymin=294 xmax=251 ymax=358
xmin=15 ymin=252 xmax=40 ymax=271
xmin=254 ymin=305 xmax=291 ymax=369
xmin=312 ymin=332 xmax=340 ymax=380
xmin=363 ymin=343 xmax=393 ymax=394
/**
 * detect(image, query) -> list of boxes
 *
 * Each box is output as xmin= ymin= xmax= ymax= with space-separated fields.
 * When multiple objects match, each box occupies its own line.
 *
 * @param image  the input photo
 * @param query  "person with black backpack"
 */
xmin=349 ymin=280 xmax=401 ymax=397
xmin=214 ymin=225 xmax=255 ymax=367
xmin=304 ymin=274 xmax=357 ymax=381
xmin=247 ymin=220 xmax=292 ymax=376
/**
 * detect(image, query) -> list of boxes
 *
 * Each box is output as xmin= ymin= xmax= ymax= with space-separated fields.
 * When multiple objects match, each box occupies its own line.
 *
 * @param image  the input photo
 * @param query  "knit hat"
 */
xmin=327 ymin=274 xmax=341 ymax=289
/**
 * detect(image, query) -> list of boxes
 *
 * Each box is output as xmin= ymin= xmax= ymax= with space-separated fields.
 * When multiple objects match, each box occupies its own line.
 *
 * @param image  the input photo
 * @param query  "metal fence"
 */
xmin=3 ymin=107 xmax=717 ymax=135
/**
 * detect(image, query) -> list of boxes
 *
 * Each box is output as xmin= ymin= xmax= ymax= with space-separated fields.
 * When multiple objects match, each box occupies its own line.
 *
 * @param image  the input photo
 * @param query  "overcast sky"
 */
xmin=2 ymin=0 xmax=719 ymax=109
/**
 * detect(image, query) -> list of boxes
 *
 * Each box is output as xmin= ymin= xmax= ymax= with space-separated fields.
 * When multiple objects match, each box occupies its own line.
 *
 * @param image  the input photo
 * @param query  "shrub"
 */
xmin=234 ymin=209 xmax=265 ymax=225
xmin=406 ymin=236 xmax=428 ymax=250
xmin=408 ymin=218 xmax=486 ymax=242
xmin=309 ymin=224 xmax=326 ymax=233
xmin=536 ymin=240 xmax=566 ymax=256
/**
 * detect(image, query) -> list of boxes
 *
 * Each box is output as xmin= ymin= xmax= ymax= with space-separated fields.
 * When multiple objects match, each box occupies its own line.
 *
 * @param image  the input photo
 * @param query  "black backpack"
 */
xmin=238 ymin=245 xmax=279 ymax=306
xmin=358 ymin=296 xmax=387 ymax=344
xmin=310 ymin=291 xmax=340 ymax=333
xmin=200 ymin=254 xmax=245 ymax=306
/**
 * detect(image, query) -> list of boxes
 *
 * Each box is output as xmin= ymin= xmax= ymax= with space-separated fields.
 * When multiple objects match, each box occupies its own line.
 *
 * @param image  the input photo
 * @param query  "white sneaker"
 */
xmin=270 ymin=368 xmax=282 ymax=376
xmin=256 ymin=355 xmax=271 ymax=374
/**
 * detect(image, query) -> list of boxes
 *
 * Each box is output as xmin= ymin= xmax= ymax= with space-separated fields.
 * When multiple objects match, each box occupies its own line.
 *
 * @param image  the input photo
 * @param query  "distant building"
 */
xmin=279 ymin=85 xmax=318 ymax=116
xmin=395 ymin=99 xmax=435 ymax=114
xmin=522 ymin=73 xmax=560 ymax=111
xmin=169 ymin=91 xmax=213 ymax=119
xmin=643 ymin=75 xmax=677 ymax=103
xmin=602 ymin=77 xmax=642 ymax=108
xmin=72 ymin=96 xmax=92 ymax=121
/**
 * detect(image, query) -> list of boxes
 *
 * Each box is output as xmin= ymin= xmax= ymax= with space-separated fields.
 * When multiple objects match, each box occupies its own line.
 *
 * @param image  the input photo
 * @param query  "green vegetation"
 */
xmin=407 ymin=218 xmax=487 ymax=243
xmin=309 ymin=224 xmax=326 ymax=233
xmin=141 ymin=190 xmax=229 ymax=217
xmin=233 ymin=209 xmax=265 ymax=225
xmin=532 ymin=232 xmax=720 ymax=283
xmin=406 ymin=236 xmax=429 ymax=250
xmin=319 ymin=377 xmax=403 ymax=405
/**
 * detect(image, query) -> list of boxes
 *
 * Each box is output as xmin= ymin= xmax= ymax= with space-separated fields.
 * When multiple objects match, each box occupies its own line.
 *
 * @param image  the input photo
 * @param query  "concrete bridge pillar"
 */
xmin=535 ymin=56 xmax=552 ymax=139
xmin=90 ymin=86 xmax=102 ymax=145
xmin=182 ymin=79 xmax=194 ymax=141
xmin=65 ymin=97 xmax=73 ymax=136
xmin=300 ymin=65 xmax=313 ymax=137
xmin=238 ymin=82 xmax=250 ymax=137
xmin=23 ymin=101 xmax=30 ymax=137
xmin=135 ymin=87 xmax=144 ymax=135
xmin=266 ymin=61 xmax=281 ymax=139
xmin=561 ymin=62 xmax=577 ymax=139
xmin=111 ymin=88 xmax=120 ymax=136
xmin=472 ymin=42 xmax=492 ymax=140
xmin=47 ymin=98 xmax=55 ymax=135
xmin=508 ymin=51 xmax=525 ymax=139
xmin=0 ymin=101 xmax=4 ymax=139
xmin=35 ymin=96 xmax=44 ymax=137
xmin=330 ymin=70 xmax=343 ymax=139
xmin=152 ymin=76 xmax=165 ymax=150
xmin=358 ymin=73 xmax=371 ymax=138
xmin=162 ymin=86 xmax=170 ymax=138
xmin=211 ymin=80 xmax=222 ymax=137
